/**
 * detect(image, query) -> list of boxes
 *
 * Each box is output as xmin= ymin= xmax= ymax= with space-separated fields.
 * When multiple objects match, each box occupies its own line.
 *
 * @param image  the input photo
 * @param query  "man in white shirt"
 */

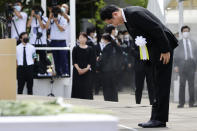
xmin=61 ymin=3 xmax=70 ymax=46
xmin=174 ymin=25 xmax=197 ymax=108
xmin=27 ymin=5 xmax=48 ymax=45
xmin=16 ymin=32 xmax=36 ymax=95
xmin=27 ymin=5 xmax=48 ymax=74
xmin=46 ymin=6 xmax=69 ymax=77
xmin=11 ymin=1 xmax=27 ymax=40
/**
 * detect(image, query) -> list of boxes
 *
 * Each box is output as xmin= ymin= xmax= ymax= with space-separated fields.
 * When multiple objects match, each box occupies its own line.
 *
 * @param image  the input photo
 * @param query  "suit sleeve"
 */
xmin=131 ymin=11 xmax=171 ymax=53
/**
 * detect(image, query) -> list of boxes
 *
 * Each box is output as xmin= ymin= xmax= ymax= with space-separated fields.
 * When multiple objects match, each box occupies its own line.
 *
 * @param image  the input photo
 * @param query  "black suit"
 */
xmin=98 ymin=43 xmax=120 ymax=102
xmin=174 ymin=39 xmax=197 ymax=106
xmin=123 ymin=6 xmax=178 ymax=122
xmin=129 ymin=38 xmax=154 ymax=105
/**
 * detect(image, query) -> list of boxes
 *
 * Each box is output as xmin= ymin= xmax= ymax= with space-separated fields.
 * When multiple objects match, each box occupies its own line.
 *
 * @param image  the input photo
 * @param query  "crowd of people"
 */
xmin=14 ymin=1 xmax=70 ymax=95
xmin=71 ymin=24 xmax=155 ymax=103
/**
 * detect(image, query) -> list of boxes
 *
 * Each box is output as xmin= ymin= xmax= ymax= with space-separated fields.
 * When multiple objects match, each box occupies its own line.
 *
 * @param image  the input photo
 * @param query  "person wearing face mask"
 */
xmin=16 ymin=32 xmax=36 ymax=95
xmin=61 ymin=3 xmax=70 ymax=46
xmin=11 ymin=1 xmax=28 ymax=40
xmin=105 ymin=24 xmax=124 ymax=92
xmin=105 ymin=24 xmax=118 ymax=42
xmin=46 ymin=6 xmax=69 ymax=77
xmin=72 ymin=32 xmax=94 ymax=99
xmin=86 ymin=26 xmax=97 ymax=94
xmin=174 ymin=25 xmax=197 ymax=108
xmin=27 ymin=5 xmax=48 ymax=75
xmin=98 ymin=33 xmax=122 ymax=102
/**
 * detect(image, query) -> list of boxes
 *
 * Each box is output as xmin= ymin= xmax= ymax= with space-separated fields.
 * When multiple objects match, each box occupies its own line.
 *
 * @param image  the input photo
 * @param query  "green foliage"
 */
xmin=88 ymin=0 xmax=106 ymax=30
xmin=124 ymin=0 xmax=149 ymax=8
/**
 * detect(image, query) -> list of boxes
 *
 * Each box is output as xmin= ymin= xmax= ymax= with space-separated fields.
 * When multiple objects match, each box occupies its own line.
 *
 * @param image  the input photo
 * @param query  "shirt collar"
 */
xmin=121 ymin=9 xmax=127 ymax=22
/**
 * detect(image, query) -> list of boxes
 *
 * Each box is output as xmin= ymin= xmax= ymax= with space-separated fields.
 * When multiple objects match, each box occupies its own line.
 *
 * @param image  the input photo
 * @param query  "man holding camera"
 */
xmin=46 ymin=6 xmax=69 ymax=77
xmin=27 ymin=5 xmax=48 ymax=74
xmin=27 ymin=5 xmax=48 ymax=45
xmin=61 ymin=3 xmax=70 ymax=46
xmin=11 ymin=1 xmax=27 ymax=40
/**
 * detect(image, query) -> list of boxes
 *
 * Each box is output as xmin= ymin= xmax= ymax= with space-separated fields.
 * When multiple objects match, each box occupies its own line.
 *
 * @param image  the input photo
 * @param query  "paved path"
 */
xmin=18 ymin=93 xmax=197 ymax=131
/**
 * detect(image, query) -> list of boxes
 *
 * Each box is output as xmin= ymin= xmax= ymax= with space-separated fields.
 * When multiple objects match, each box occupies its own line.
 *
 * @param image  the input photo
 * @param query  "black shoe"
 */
xmin=189 ymin=104 xmax=197 ymax=108
xmin=138 ymin=120 xmax=166 ymax=128
xmin=177 ymin=104 xmax=184 ymax=108
xmin=138 ymin=120 xmax=152 ymax=127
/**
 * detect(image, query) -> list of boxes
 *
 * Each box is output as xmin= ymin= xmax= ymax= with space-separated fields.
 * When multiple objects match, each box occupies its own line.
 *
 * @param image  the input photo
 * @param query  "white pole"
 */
xmin=67 ymin=0 xmax=76 ymax=98
xmin=178 ymin=0 xmax=184 ymax=38
xmin=41 ymin=0 xmax=47 ymax=16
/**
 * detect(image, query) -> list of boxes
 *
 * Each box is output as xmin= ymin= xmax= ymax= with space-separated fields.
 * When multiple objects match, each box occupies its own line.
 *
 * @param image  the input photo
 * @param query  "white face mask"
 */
xmin=115 ymin=29 xmax=118 ymax=36
xmin=61 ymin=7 xmax=66 ymax=13
xmin=124 ymin=34 xmax=130 ymax=40
xmin=39 ymin=12 xmax=42 ymax=16
xmin=182 ymin=32 xmax=190 ymax=39
xmin=94 ymin=33 xmax=97 ymax=37
xmin=14 ymin=6 xmax=21 ymax=12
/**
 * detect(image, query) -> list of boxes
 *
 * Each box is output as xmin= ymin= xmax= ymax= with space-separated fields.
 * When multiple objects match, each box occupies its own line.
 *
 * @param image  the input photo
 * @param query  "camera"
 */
xmin=52 ymin=6 xmax=61 ymax=18
xmin=36 ymin=32 xmax=43 ymax=39
xmin=5 ymin=3 xmax=14 ymax=16
xmin=35 ymin=10 xmax=39 ymax=15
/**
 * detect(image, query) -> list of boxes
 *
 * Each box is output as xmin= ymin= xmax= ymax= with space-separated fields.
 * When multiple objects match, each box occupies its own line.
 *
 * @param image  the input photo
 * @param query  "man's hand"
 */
xmin=160 ymin=52 xmax=170 ymax=64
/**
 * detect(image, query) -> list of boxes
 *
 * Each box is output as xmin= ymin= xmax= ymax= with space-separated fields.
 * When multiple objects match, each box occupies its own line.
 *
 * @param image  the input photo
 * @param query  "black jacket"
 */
xmin=98 ymin=43 xmax=123 ymax=72
xmin=123 ymin=6 xmax=178 ymax=62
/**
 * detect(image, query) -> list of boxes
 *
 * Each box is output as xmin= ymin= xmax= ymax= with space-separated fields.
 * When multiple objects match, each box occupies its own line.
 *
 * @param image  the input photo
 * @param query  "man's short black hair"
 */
xmin=86 ymin=26 xmax=96 ymax=36
xmin=19 ymin=32 xmax=28 ymax=39
xmin=100 ymin=5 xmax=119 ymax=20
xmin=181 ymin=25 xmax=190 ymax=32
xmin=32 ymin=5 xmax=44 ymax=15
xmin=105 ymin=24 xmax=115 ymax=34
xmin=102 ymin=33 xmax=112 ymax=42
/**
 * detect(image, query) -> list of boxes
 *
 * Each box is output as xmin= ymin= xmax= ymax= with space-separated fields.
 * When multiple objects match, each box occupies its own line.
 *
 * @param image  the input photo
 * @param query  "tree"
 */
xmin=88 ymin=0 xmax=106 ymax=30
xmin=124 ymin=0 xmax=149 ymax=8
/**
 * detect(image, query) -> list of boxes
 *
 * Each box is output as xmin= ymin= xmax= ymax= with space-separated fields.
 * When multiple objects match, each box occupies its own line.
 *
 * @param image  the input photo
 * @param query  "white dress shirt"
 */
xmin=16 ymin=43 xmax=36 ymax=66
xmin=183 ymin=38 xmax=193 ymax=60
xmin=11 ymin=12 xmax=28 ymax=39
xmin=121 ymin=9 xmax=127 ymax=22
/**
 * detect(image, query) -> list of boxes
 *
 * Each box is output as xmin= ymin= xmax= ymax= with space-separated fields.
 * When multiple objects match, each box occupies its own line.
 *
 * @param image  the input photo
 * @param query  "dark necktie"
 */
xmin=185 ymin=40 xmax=191 ymax=59
xmin=23 ymin=47 xmax=27 ymax=66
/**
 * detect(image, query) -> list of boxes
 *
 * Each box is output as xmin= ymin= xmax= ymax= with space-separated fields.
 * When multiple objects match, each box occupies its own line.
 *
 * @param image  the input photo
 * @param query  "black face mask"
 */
xmin=23 ymin=37 xmax=29 ymax=43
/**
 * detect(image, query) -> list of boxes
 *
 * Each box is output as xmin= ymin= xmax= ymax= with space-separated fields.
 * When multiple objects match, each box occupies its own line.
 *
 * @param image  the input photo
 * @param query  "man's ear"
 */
xmin=112 ymin=12 xmax=118 ymax=17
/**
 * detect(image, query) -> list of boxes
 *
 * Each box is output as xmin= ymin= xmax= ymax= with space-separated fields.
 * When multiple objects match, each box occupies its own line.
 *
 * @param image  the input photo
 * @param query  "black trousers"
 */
xmin=17 ymin=65 xmax=34 ymax=95
xmin=151 ymin=51 xmax=173 ymax=122
xmin=102 ymin=72 xmax=118 ymax=102
xmin=179 ymin=59 xmax=196 ymax=106
xmin=95 ymin=72 xmax=102 ymax=95
xmin=134 ymin=61 xmax=154 ymax=105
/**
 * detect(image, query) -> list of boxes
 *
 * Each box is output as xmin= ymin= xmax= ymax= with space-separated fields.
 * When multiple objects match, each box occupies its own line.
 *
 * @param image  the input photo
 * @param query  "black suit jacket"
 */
xmin=174 ymin=39 xmax=197 ymax=71
xmin=86 ymin=38 xmax=97 ymax=72
xmin=123 ymin=6 xmax=178 ymax=62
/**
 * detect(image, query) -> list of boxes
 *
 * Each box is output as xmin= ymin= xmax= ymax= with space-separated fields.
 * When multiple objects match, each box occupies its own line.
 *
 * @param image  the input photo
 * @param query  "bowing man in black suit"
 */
xmin=100 ymin=5 xmax=178 ymax=128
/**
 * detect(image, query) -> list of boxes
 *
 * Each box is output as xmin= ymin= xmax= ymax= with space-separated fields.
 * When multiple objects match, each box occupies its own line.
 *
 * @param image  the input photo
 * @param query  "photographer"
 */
xmin=61 ymin=3 xmax=70 ymax=45
xmin=46 ymin=6 xmax=69 ymax=77
xmin=11 ymin=1 xmax=27 ymax=40
xmin=27 ymin=5 xmax=48 ymax=45
xmin=27 ymin=5 xmax=48 ymax=74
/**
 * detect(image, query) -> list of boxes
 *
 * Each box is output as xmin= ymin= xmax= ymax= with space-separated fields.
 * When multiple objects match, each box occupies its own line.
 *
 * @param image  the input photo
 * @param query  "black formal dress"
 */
xmin=174 ymin=39 xmax=197 ymax=106
xmin=123 ymin=6 xmax=178 ymax=122
xmin=71 ymin=45 xmax=94 ymax=99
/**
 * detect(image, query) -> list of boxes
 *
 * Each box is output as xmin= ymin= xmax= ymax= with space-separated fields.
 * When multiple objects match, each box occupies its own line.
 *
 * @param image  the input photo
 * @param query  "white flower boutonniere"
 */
xmin=135 ymin=36 xmax=149 ymax=60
